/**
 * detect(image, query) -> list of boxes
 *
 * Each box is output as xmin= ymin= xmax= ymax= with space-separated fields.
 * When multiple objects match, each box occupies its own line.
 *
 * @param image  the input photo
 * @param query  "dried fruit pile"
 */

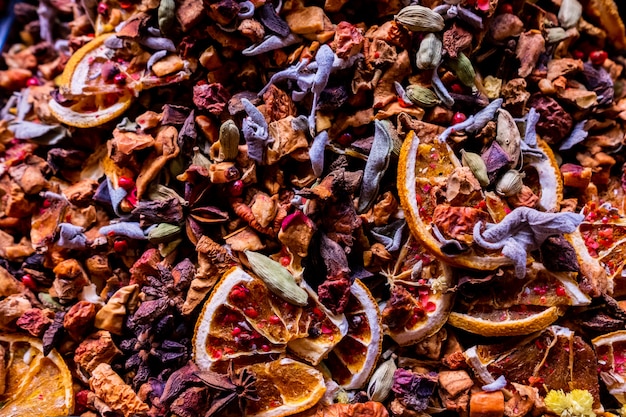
xmin=1 ymin=0 xmax=626 ymax=416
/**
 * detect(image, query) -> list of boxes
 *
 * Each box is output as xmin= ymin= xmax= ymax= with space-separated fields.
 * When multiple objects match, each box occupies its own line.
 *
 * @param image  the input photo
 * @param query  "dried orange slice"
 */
xmin=50 ymin=34 xmax=132 ymax=128
xmin=246 ymin=358 xmax=326 ymax=417
xmin=573 ymin=202 xmax=626 ymax=296
xmin=592 ymin=330 xmax=626 ymax=404
xmin=398 ymin=126 xmax=563 ymax=271
xmin=193 ymin=267 xmax=294 ymax=370
xmin=448 ymin=306 xmax=561 ymax=337
xmin=323 ymin=280 xmax=382 ymax=389
xmin=465 ymin=326 xmax=601 ymax=407
xmin=381 ymin=237 xmax=455 ymax=346
xmin=286 ymin=283 xmax=348 ymax=366
xmin=0 ymin=333 xmax=74 ymax=417
xmin=193 ymin=267 xmax=347 ymax=370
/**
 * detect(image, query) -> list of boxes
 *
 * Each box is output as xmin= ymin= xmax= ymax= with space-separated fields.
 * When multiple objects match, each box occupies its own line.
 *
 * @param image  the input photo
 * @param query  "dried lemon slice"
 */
xmin=0 ymin=333 xmax=74 ymax=417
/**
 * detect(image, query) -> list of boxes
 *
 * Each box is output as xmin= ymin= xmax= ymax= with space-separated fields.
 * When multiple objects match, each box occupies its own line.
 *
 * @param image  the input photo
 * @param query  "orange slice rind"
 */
xmin=448 ymin=305 xmax=562 ymax=337
xmin=323 ymin=279 xmax=383 ymax=389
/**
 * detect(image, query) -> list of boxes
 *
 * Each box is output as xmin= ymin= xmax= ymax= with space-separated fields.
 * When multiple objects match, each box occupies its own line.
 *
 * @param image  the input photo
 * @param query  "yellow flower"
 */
xmin=544 ymin=389 xmax=595 ymax=417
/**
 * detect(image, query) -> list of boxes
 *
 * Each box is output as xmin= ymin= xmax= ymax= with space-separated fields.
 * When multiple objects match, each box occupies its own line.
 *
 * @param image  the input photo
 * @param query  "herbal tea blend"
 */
xmin=1 ymin=0 xmax=626 ymax=416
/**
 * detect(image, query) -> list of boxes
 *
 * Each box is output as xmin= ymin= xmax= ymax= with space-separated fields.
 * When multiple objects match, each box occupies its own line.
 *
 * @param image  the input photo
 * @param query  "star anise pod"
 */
xmin=194 ymin=361 xmax=259 ymax=416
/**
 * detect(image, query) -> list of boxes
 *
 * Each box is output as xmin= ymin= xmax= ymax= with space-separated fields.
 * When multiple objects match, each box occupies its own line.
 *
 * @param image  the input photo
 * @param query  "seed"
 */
xmin=244 ymin=306 xmax=259 ymax=318
xmin=269 ymin=315 xmax=281 ymax=325
xmin=231 ymin=327 xmax=242 ymax=336
xmin=113 ymin=240 xmax=128 ymax=253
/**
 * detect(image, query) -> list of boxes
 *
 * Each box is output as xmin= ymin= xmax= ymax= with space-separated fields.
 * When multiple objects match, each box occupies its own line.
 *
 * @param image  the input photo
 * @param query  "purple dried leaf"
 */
xmin=357 ymin=120 xmax=393 ymax=213
xmin=242 ymin=33 xmax=301 ymax=56
xmin=42 ymin=311 xmax=65 ymax=356
xmin=99 ymin=222 xmax=146 ymax=240
xmin=57 ymin=223 xmax=88 ymax=249
xmin=139 ymin=36 xmax=176 ymax=52
xmin=559 ymin=119 xmax=588 ymax=151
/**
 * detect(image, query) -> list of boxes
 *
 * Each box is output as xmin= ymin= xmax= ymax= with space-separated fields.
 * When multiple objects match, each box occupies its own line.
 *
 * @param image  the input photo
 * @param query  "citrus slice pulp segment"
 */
xmin=382 ymin=250 xmax=455 ymax=346
xmin=287 ymin=284 xmax=348 ymax=366
xmin=205 ymin=305 xmax=285 ymax=361
xmin=398 ymin=130 xmax=511 ymax=270
xmin=226 ymin=278 xmax=306 ymax=345
xmin=323 ymin=280 xmax=382 ymax=389
xmin=194 ymin=267 xmax=303 ymax=370
xmin=448 ymin=305 xmax=561 ymax=337
xmin=49 ymin=91 xmax=133 ymax=128
xmin=0 ymin=334 xmax=74 ymax=417
xmin=246 ymin=358 xmax=326 ymax=417
xmin=592 ymin=330 xmax=626 ymax=404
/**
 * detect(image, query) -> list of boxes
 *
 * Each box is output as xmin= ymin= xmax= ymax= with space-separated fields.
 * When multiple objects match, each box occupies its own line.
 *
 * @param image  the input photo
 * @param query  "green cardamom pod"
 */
xmin=245 ymin=251 xmax=309 ymax=306
xmin=405 ymin=85 xmax=440 ymax=108
xmin=395 ymin=5 xmax=445 ymax=32
xmin=496 ymin=169 xmax=525 ymax=197
xmin=558 ymin=0 xmax=582 ymax=29
xmin=158 ymin=0 xmax=176 ymax=34
xmin=416 ymin=33 xmax=443 ymax=70
xmin=448 ymin=52 xmax=476 ymax=88
xmin=219 ymin=120 xmax=240 ymax=161
xmin=461 ymin=150 xmax=489 ymax=187
xmin=148 ymin=223 xmax=181 ymax=244
xmin=367 ymin=358 xmax=397 ymax=402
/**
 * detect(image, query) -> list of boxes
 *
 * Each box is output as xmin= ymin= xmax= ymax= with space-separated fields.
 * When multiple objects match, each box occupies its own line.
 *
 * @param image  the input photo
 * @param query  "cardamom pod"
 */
xmin=416 ymin=33 xmax=443 ymax=70
xmin=395 ymin=5 xmax=445 ymax=32
xmin=147 ymin=223 xmax=181 ymax=244
xmin=558 ymin=0 xmax=582 ymax=29
xmin=461 ymin=150 xmax=489 ymax=187
xmin=405 ymin=85 xmax=440 ymax=108
xmin=244 ymin=250 xmax=309 ymax=306
xmin=495 ymin=169 xmax=525 ymax=197
xmin=495 ymin=109 xmax=521 ymax=167
xmin=219 ymin=120 xmax=240 ymax=161
xmin=367 ymin=358 xmax=397 ymax=402
xmin=448 ymin=52 xmax=476 ymax=88
xmin=158 ymin=0 xmax=176 ymax=34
